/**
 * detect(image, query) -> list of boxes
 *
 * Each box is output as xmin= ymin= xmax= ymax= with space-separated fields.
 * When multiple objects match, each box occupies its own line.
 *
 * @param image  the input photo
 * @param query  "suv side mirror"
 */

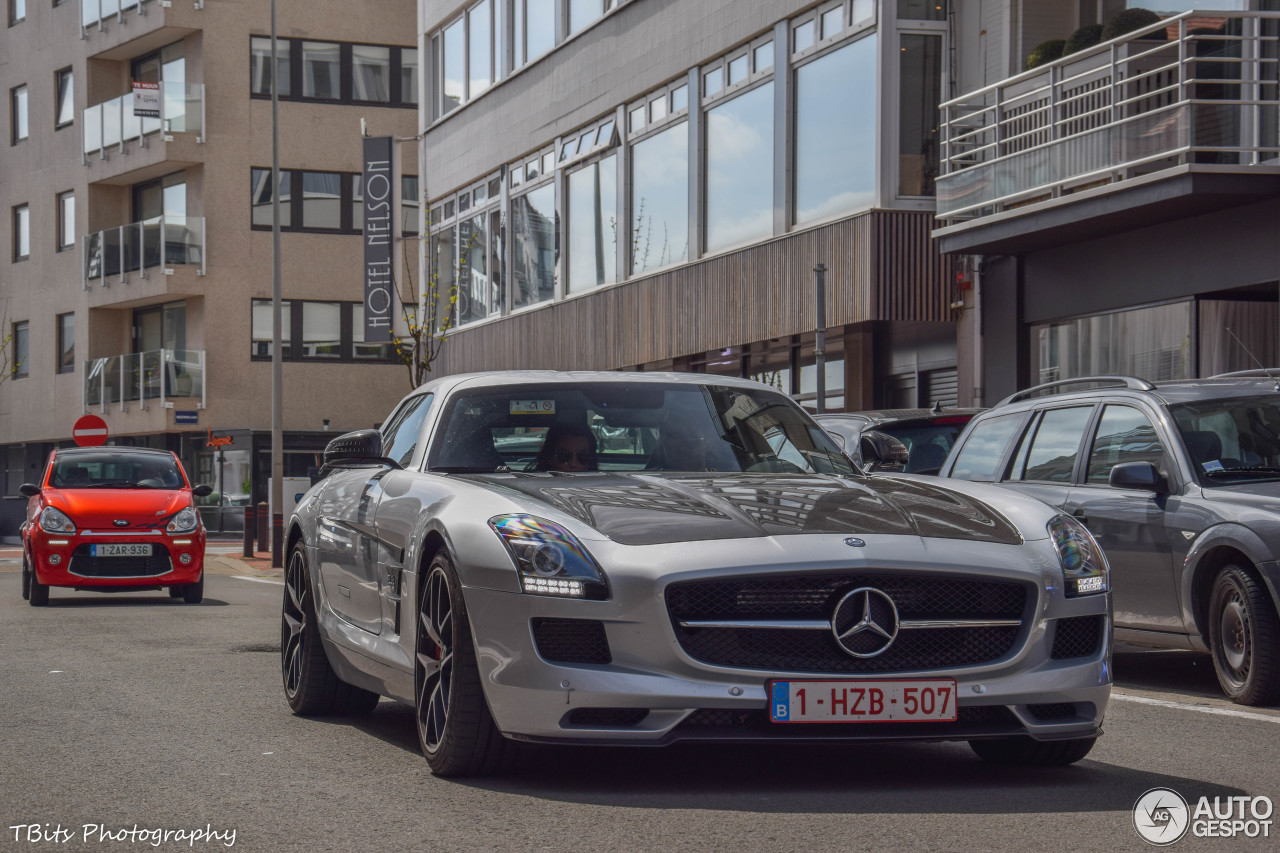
xmin=192 ymin=484 xmax=214 ymax=498
xmin=860 ymin=431 xmax=909 ymax=472
xmin=1109 ymin=461 xmax=1167 ymax=492
xmin=19 ymin=483 xmax=40 ymax=498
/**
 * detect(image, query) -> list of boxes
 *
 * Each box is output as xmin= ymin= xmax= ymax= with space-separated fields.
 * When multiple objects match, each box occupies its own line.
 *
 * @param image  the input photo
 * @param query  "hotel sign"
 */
xmin=362 ymin=136 xmax=395 ymax=344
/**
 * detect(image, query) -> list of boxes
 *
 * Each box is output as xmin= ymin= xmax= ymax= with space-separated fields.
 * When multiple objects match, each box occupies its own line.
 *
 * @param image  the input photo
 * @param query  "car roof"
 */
xmin=817 ymin=408 xmax=982 ymax=425
xmin=992 ymin=376 xmax=1280 ymax=410
xmin=415 ymin=369 xmax=786 ymax=396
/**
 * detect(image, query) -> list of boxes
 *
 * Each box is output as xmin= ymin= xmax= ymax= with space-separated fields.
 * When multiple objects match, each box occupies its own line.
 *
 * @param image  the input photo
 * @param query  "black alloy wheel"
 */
xmin=281 ymin=542 xmax=380 ymax=715
xmin=1208 ymin=564 xmax=1280 ymax=706
xmin=414 ymin=550 xmax=508 ymax=776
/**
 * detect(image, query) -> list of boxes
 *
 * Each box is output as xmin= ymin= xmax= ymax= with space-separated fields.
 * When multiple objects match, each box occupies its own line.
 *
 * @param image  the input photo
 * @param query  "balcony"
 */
xmin=83 ymin=82 xmax=205 ymax=163
xmin=83 ymin=349 xmax=206 ymax=413
xmin=935 ymin=11 xmax=1280 ymax=251
xmin=83 ymin=215 xmax=205 ymax=288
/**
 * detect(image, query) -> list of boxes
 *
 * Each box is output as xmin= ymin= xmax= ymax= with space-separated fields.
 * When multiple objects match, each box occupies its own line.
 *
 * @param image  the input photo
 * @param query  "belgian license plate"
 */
xmin=769 ymin=679 xmax=958 ymax=723
xmin=91 ymin=543 xmax=152 ymax=558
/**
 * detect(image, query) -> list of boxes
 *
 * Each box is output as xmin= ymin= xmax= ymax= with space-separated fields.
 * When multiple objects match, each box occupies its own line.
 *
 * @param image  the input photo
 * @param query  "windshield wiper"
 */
xmin=1203 ymin=466 xmax=1280 ymax=477
xmin=84 ymin=481 xmax=142 ymax=488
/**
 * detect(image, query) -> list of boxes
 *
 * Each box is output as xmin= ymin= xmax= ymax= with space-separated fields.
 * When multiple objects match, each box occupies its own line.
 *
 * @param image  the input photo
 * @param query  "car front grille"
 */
xmin=531 ymin=618 xmax=612 ymax=664
xmin=68 ymin=544 xmax=173 ymax=578
xmin=666 ymin=573 xmax=1029 ymax=674
xmin=1050 ymin=615 xmax=1103 ymax=660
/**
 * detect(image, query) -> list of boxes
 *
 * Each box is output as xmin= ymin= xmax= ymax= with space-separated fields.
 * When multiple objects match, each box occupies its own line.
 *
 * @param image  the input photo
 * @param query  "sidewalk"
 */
xmin=202 ymin=545 xmax=285 ymax=580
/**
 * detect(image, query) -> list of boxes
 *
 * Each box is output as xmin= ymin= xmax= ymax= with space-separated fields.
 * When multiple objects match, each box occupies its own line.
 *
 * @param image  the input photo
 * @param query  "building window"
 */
xmin=566 ymin=154 xmax=617 ymax=293
xmin=55 ymin=68 xmax=73 ymax=129
xmin=402 ymin=176 xmax=420 ymax=235
xmin=442 ymin=18 xmax=464 ymax=113
xmin=899 ymin=32 xmax=942 ymax=197
xmin=705 ymin=82 xmax=773 ymax=253
xmin=11 ymin=321 xmax=28 ymax=379
xmin=524 ymin=0 xmax=555 ymax=63
xmin=302 ymin=41 xmax=341 ymax=99
xmin=795 ymin=35 xmax=878 ymax=224
xmin=250 ymin=37 xmax=291 ymax=97
xmin=301 ymin=171 xmax=342 ymax=229
xmin=898 ymin=0 xmax=946 ymax=21
xmin=251 ymin=168 xmax=292 ymax=228
xmin=57 ymin=313 xmax=74 ymax=374
xmin=252 ymin=300 xmax=395 ymax=362
xmin=11 ymin=84 xmax=27 ymax=143
xmin=1031 ymin=301 xmax=1194 ymax=385
xmin=569 ymin=0 xmax=604 ymax=34
xmin=511 ymin=183 xmax=556 ymax=310
xmin=352 ymin=44 xmax=391 ymax=102
xmin=631 ymin=121 xmax=688 ymax=274
xmin=9 ymin=0 xmax=24 ymax=26
xmin=12 ymin=203 xmax=29 ymax=260
xmin=469 ymin=0 xmax=492 ymax=98
xmin=401 ymin=48 xmax=418 ymax=105
xmin=56 ymin=190 xmax=74 ymax=251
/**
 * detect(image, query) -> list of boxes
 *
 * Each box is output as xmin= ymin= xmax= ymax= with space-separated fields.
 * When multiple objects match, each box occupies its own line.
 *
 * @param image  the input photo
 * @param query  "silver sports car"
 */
xmin=281 ymin=371 xmax=1111 ymax=776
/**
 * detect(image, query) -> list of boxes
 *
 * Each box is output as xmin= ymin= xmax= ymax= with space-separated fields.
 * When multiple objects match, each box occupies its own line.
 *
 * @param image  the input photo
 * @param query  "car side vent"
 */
xmin=564 ymin=708 xmax=648 ymax=727
xmin=531 ymin=618 xmax=611 ymax=664
xmin=1050 ymin=615 xmax=1103 ymax=659
xmin=1027 ymin=702 xmax=1080 ymax=721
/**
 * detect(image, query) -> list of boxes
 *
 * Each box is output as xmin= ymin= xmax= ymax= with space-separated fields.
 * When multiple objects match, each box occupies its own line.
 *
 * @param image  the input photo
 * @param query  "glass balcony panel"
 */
xmin=141 ymin=350 xmax=162 ymax=400
xmin=84 ymin=232 xmax=104 ymax=281
xmin=81 ymin=217 xmax=204 ymax=277
xmin=105 ymin=355 xmax=125 ymax=405
xmin=121 ymin=223 xmax=143 ymax=274
xmin=85 ymin=359 xmax=105 ymax=406
xmin=102 ymin=96 xmax=122 ymax=149
xmin=83 ymin=103 xmax=102 ymax=155
xmin=100 ymin=228 xmax=122 ymax=277
xmin=121 ymin=96 xmax=142 ymax=141
xmin=166 ymin=350 xmax=203 ymax=398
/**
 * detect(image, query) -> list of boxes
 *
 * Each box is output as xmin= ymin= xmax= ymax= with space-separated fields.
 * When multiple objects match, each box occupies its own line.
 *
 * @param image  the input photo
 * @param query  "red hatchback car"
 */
xmin=20 ymin=447 xmax=211 ymax=606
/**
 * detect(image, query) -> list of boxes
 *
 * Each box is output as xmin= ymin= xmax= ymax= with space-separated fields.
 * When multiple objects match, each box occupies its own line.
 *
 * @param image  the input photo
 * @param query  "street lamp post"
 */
xmin=815 ymin=263 xmax=827 ymax=414
xmin=270 ymin=0 xmax=284 ymax=568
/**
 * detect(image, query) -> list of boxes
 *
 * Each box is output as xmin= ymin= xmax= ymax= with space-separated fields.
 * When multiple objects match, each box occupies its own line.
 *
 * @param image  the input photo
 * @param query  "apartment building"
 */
xmin=937 ymin=0 xmax=1280 ymax=403
xmin=0 ymin=0 xmax=419 ymax=539
xmin=415 ymin=0 xmax=962 ymax=411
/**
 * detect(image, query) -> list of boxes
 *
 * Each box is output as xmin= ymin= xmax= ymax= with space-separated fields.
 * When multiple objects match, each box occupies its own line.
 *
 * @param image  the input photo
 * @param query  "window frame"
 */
xmin=12 ymin=321 xmax=29 ymax=379
xmin=250 ymin=299 xmax=397 ymax=364
xmin=249 ymin=37 xmax=416 ymax=109
xmin=11 ymin=84 xmax=28 ymax=144
xmin=9 ymin=0 xmax=25 ymax=27
xmin=54 ymin=67 xmax=74 ymax=130
xmin=13 ymin=203 xmax=30 ymax=261
xmin=56 ymin=312 xmax=75 ymax=375
xmin=56 ymin=190 xmax=74 ymax=252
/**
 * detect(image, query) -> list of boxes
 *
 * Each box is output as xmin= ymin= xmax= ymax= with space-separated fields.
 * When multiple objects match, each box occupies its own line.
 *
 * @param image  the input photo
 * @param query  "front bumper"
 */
xmin=462 ymin=567 xmax=1111 ymax=746
xmin=28 ymin=526 xmax=205 ymax=588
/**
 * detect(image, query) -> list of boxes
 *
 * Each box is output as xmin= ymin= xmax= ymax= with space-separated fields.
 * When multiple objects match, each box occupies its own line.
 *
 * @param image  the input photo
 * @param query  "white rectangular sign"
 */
xmin=132 ymin=81 xmax=161 ymax=119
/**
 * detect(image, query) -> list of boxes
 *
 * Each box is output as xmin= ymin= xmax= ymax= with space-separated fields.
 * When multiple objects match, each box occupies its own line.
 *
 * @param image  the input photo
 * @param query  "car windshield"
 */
xmin=427 ymin=381 xmax=857 ymax=476
xmin=50 ymin=453 xmax=185 ymax=489
xmin=1170 ymin=395 xmax=1280 ymax=485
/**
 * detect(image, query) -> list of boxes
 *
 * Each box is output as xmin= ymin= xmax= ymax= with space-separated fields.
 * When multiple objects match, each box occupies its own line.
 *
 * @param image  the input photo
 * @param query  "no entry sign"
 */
xmin=72 ymin=414 xmax=109 ymax=447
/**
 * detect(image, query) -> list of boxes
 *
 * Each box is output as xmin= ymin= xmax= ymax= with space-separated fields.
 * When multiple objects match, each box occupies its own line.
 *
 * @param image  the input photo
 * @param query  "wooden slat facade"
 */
xmin=432 ymin=209 xmax=955 ymax=375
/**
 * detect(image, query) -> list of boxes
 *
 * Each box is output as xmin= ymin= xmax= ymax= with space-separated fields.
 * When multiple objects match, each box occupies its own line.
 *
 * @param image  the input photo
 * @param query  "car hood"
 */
xmin=460 ymin=472 xmax=1024 ymax=547
xmin=47 ymin=488 xmax=190 ymax=529
xmin=1198 ymin=481 xmax=1280 ymax=510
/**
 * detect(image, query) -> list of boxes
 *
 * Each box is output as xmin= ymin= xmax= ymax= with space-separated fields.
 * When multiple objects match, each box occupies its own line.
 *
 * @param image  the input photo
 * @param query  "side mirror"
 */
xmin=859 ymin=431 xmax=909 ymax=472
xmin=19 ymin=483 xmax=40 ymax=498
xmin=323 ymin=429 xmax=401 ymax=469
xmin=1109 ymin=461 xmax=1166 ymax=492
xmin=192 ymin=484 xmax=214 ymax=498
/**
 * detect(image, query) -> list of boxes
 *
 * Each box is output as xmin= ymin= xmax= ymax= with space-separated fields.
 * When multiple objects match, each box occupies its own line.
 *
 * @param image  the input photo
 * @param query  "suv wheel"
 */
xmin=1208 ymin=564 xmax=1280 ymax=706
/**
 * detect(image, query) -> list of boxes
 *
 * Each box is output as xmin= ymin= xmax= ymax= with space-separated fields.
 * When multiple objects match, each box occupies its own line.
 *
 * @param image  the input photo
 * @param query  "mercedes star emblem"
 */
xmin=831 ymin=587 xmax=900 ymax=658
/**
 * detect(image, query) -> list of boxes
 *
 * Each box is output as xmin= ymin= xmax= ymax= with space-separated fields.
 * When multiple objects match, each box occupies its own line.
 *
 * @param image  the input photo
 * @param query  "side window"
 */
xmin=380 ymin=393 xmax=434 ymax=468
xmin=1087 ymin=405 xmax=1165 ymax=484
xmin=948 ymin=412 xmax=1025 ymax=481
xmin=1021 ymin=406 xmax=1094 ymax=483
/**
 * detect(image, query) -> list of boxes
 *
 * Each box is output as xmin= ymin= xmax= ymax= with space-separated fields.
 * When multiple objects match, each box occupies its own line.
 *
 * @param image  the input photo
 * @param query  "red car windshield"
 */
xmin=50 ymin=453 xmax=185 ymax=489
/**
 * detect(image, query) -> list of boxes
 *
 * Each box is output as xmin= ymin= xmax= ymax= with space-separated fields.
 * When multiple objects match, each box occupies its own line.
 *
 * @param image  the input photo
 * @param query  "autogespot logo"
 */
xmin=1134 ymin=788 xmax=1190 ymax=846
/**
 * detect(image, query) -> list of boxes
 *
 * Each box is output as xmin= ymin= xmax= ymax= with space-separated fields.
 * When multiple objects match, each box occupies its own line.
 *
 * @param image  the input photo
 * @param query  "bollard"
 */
xmin=272 ymin=513 xmax=284 ymax=569
xmin=243 ymin=507 xmax=254 ymax=558
xmin=256 ymin=502 xmax=269 ymax=553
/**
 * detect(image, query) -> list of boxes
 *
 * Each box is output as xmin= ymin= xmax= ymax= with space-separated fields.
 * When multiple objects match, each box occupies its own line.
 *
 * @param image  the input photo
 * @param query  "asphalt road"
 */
xmin=1 ymin=570 xmax=1278 ymax=852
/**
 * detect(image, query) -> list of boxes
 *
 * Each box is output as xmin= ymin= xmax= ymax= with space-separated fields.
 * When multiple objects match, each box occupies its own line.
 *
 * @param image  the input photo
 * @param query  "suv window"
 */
xmin=949 ymin=412 xmax=1024 ymax=481
xmin=1087 ymin=405 xmax=1165 ymax=483
xmin=1020 ymin=406 xmax=1093 ymax=482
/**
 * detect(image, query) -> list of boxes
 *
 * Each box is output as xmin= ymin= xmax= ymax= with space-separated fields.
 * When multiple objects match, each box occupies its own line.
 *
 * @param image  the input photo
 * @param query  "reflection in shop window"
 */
xmin=705 ymin=82 xmax=773 ymax=252
xmin=795 ymin=35 xmax=876 ymax=224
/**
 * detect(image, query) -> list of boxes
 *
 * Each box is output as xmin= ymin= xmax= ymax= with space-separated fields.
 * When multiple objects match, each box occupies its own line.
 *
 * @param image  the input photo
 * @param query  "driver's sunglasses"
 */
xmin=553 ymin=449 xmax=595 ymax=464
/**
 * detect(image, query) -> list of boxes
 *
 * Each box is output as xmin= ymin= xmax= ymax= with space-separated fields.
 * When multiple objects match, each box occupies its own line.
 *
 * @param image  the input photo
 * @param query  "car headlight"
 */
xmin=40 ymin=507 xmax=76 ymax=534
xmin=489 ymin=514 xmax=608 ymax=599
xmin=166 ymin=506 xmax=199 ymax=534
xmin=1048 ymin=514 xmax=1108 ymax=597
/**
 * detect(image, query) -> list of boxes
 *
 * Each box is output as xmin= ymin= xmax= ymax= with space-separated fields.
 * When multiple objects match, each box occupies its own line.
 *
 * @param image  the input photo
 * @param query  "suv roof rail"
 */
xmin=996 ymin=375 xmax=1155 ymax=407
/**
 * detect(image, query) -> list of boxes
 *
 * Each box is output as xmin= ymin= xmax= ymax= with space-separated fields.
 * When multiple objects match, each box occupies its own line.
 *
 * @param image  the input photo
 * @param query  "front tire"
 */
xmin=281 ymin=543 xmax=379 ymax=715
xmin=28 ymin=555 xmax=49 ymax=608
xmin=415 ymin=550 xmax=508 ymax=777
xmin=1208 ymin=564 xmax=1280 ymax=706
xmin=21 ymin=553 xmax=31 ymax=601
xmin=182 ymin=574 xmax=204 ymax=604
xmin=969 ymin=736 xmax=1096 ymax=766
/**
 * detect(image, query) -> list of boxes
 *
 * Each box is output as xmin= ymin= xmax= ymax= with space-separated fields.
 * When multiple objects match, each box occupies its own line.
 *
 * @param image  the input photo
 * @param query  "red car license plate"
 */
xmin=769 ymin=679 xmax=958 ymax=723
xmin=90 ymin=543 xmax=152 ymax=558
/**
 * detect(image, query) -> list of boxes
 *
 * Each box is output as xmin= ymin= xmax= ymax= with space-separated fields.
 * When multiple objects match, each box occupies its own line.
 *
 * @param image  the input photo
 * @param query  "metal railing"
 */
xmin=937 ymin=11 xmax=1280 ymax=222
xmin=83 ymin=82 xmax=206 ymax=160
xmin=82 ymin=215 xmax=206 ymax=288
xmin=83 ymin=349 xmax=206 ymax=413
xmin=79 ymin=0 xmax=206 ymax=36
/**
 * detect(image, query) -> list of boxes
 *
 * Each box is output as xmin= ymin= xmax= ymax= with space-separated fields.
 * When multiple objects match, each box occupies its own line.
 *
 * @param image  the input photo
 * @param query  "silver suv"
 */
xmin=939 ymin=375 xmax=1280 ymax=705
